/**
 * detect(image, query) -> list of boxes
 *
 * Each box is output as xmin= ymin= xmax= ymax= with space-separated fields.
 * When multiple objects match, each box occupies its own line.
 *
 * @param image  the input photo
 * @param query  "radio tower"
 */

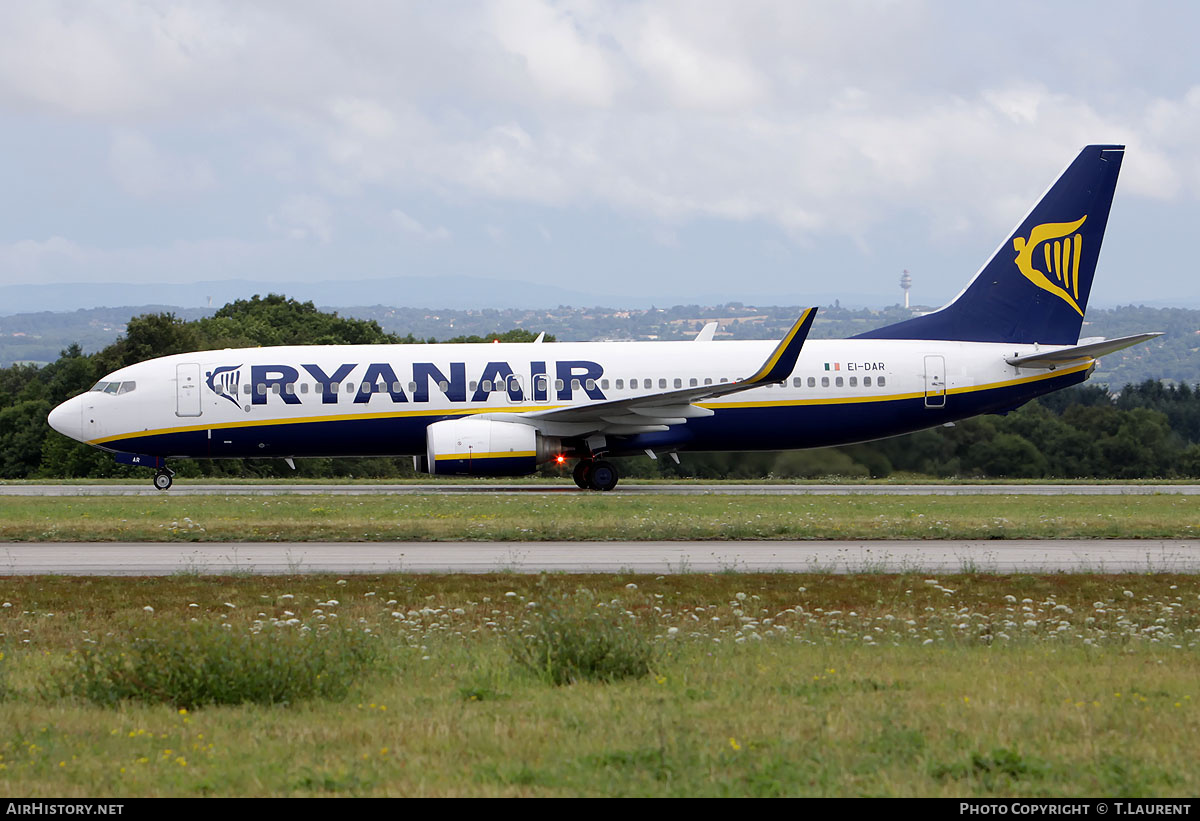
xmin=900 ymin=269 xmax=912 ymax=309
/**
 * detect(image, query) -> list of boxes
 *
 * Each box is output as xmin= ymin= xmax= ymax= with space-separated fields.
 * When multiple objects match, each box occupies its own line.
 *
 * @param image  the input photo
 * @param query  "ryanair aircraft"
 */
xmin=48 ymin=144 xmax=1158 ymax=491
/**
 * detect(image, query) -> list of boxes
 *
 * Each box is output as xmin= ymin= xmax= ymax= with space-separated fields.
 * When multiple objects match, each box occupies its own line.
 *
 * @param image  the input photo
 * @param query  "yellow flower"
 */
xmin=729 ymin=738 xmax=741 ymax=751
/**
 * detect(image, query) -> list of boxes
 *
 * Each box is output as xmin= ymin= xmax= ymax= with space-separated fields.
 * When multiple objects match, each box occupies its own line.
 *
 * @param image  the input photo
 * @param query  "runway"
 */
xmin=3 ymin=540 xmax=1198 ymax=575
xmin=4 ymin=483 xmax=1200 ymax=496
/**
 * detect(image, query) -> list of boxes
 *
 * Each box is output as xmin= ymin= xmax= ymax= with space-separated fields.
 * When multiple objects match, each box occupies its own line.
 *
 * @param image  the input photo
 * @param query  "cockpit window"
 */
xmin=90 ymin=380 xmax=136 ymax=395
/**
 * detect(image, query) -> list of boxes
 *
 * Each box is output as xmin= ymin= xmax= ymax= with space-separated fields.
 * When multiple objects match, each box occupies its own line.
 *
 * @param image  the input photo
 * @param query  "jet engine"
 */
xmin=422 ymin=418 xmax=560 ymax=476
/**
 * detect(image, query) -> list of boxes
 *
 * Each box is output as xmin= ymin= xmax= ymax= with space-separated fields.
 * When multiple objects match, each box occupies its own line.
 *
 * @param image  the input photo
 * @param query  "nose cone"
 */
xmin=48 ymin=395 xmax=85 ymax=442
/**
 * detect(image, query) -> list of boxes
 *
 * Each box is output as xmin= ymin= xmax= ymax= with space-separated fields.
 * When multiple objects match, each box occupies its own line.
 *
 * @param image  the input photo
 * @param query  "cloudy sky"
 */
xmin=2 ymin=0 xmax=1199 ymax=309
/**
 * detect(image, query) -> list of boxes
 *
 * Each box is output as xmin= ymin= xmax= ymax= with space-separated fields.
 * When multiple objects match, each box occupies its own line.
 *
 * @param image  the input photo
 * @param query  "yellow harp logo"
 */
xmin=1012 ymin=216 xmax=1087 ymax=316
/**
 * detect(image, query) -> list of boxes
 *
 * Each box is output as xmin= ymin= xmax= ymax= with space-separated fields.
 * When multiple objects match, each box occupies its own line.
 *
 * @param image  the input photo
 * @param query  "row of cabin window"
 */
xmin=241 ymin=374 xmax=887 ymax=397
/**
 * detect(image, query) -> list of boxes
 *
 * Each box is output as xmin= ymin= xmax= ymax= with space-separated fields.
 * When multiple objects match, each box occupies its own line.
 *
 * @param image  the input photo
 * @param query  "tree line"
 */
xmin=1 ymin=295 xmax=1197 ymax=480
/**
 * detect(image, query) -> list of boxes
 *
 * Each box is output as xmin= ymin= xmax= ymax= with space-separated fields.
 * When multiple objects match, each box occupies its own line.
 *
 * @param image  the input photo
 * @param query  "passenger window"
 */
xmin=392 ymin=382 xmax=402 ymax=393
xmin=807 ymin=377 xmax=816 ymax=387
xmin=674 ymin=378 xmax=682 ymax=388
xmin=792 ymin=378 xmax=801 ymax=387
xmin=704 ymin=378 xmax=712 ymax=385
xmin=643 ymin=378 xmax=652 ymax=389
xmin=821 ymin=377 xmax=829 ymax=387
xmin=273 ymin=384 xmax=283 ymax=395
xmin=345 ymin=383 xmax=355 ymax=393
xmin=300 ymin=383 xmax=309 ymax=394
xmin=438 ymin=380 xmax=449 ymax=391
xmin=720 ymin=377 xmax=728 ymax=383
xmin=285 ymin=383 xmax=296 ymax=395
xmin=658 ymin=378 xmax=667 ymax=389
xmin=878 ymin=376 xmax=886 ymax=387
xmin=601 ymin=379 xmax=609 ymax=389
xmin=555 ymin=379 xmax=564 ymax=391
xmin=849 ymin=377 xmax=857 ymax=387
xmin=835 ymin=377 xmax=843 ymax=387
xmin=572 ymin=379 xmax=581 ymax=390
xmin=257 ymin=384 xmax=267 ymax=396
xmin=864 ymin=377 xmax=871 ymax=387
xmin=615 ymin=379 xmax=624 ymax=389
xmin=689 ymin=378 xmax=697 ymax=387
xmin=243 ymin=384 xmax=253 ymax=395
xmin=585 ymin=378 xmax=596 ymax=390
xmin=408 ymin=382 xmax=417 ymax=393
xmin=482 ymin=380 xmax=493 ymax=392
xmin=469 ymin=381 xmax=478 ymax=391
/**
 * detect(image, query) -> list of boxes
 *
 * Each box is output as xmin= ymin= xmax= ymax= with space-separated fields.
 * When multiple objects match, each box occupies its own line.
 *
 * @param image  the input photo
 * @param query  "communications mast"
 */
xmin=900 ymin=269 xmax=912 ymax=309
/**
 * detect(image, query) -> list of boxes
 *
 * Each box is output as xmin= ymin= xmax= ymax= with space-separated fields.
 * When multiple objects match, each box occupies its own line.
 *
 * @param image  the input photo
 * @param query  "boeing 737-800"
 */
xmin=47 ymin=144 xmax=1159 ymax=491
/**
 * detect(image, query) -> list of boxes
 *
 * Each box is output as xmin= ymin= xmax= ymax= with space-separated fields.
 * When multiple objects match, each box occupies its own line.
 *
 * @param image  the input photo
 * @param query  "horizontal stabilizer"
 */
xmin=1005 ymin=332 xmax=1161 ymax=369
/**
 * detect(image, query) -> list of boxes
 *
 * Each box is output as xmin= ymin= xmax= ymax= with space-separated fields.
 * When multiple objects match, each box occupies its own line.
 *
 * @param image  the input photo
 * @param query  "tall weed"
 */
xmin=58 ymin=623 xmax=377 ymax=709
xmin=507 ymin=591 xmax=656 ymax=685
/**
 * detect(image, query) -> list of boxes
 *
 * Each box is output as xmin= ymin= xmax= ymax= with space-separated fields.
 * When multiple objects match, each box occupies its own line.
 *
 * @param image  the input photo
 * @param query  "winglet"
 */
xmin=742 ymin=307 xmax=818 ymax=385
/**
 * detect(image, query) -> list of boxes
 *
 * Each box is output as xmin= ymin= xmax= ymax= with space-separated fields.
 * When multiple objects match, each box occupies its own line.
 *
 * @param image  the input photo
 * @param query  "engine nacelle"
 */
xmin=424 ymin=418 xmax=559 ymax=476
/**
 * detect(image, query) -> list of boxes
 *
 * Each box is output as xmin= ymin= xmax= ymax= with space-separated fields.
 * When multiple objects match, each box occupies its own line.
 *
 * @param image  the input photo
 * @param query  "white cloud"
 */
xmin=109 ymin=131 xmax=215 ymax=197
xmin=391 ymin=210 xmax=450 ymax=242
xmin=3 ymin=2 xmax=1200 ymax=297
xmin=269 ymin=195 xmax=333 ymax=243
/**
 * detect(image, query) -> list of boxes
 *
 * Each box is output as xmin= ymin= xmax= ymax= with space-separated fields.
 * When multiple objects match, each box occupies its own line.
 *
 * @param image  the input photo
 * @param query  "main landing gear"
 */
xmin=153 ymin=467 xmax=175 ymax=491
xmin=572 ymin=459 xmax=619 ymax=491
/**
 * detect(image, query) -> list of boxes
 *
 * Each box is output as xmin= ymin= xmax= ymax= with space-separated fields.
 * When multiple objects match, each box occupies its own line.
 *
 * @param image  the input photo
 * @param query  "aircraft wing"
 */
xmin=1005 ymin=332 xmax=1162 ymax=369
xmin=496 ymin=308 xmax=817 ymax=436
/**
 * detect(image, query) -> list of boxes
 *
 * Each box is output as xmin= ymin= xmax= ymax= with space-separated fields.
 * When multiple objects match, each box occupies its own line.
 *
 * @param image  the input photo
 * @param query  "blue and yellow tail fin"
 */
xmin=856 ymin=144 xmax=1124 ymax=345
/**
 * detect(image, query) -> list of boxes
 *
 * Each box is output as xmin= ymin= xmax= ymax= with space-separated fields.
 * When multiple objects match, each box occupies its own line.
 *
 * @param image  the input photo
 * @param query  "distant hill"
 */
xmin=1 ymin=301 xmax=1195 ymax=387
xmin=0 ymin=276 xmax=890 ymax=317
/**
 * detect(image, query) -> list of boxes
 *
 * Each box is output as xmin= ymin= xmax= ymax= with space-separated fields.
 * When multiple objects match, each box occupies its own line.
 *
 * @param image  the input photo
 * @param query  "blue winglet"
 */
xmin=743 ymin=307 xmax=818 ymax=385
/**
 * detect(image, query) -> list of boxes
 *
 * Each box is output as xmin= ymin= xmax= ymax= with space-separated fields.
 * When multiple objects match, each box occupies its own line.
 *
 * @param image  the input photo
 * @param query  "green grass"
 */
xmin=0 ymin=573 xmax=1198 ymax=796
xmin=57 ymin=622 xmax=378 ymax=709
xmin=1 ymin=493 xmax=1197 ymax=541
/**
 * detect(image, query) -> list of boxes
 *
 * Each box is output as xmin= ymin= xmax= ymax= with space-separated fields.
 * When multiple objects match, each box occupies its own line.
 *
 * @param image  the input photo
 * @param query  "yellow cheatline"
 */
xmin=704 ymin=360 xmax=1093 ymax=411
xmin=87 ymin=403 xmax=566 ymax=446
xmin=433 ymin=451 xmax=536 ymax=461
xmin=88 ymin=355 xmax=1093 ymax=448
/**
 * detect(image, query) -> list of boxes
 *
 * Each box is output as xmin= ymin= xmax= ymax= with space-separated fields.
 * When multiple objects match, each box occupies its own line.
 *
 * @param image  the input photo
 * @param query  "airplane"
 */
xmin=47 ymin=144 xmax=1160 ymax=491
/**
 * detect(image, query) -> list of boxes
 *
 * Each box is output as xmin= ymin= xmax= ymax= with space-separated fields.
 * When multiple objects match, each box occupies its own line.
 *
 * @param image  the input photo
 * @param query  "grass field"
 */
xmin=0 ymin=572 xmax=1198 ymax=796
xmin=0 ymin=494 xmax=1197 ymax=541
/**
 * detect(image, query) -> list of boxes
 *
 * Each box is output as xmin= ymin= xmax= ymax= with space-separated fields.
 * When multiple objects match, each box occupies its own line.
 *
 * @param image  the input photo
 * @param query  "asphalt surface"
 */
xmin=4 ymin=483 xmax=1200 ymax=496
xmin=3 ymin=540 xmax=1198 ymax=575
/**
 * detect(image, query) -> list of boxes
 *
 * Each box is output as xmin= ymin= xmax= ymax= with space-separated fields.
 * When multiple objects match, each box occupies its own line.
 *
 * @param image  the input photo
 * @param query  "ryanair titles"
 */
xmin=206 ymin=360 xmax=606 ymax=406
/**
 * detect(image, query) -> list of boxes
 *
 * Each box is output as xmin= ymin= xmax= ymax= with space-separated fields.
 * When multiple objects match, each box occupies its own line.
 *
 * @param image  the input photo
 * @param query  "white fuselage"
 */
xmin=49 ymin=338 xmax=1093 ymax=460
